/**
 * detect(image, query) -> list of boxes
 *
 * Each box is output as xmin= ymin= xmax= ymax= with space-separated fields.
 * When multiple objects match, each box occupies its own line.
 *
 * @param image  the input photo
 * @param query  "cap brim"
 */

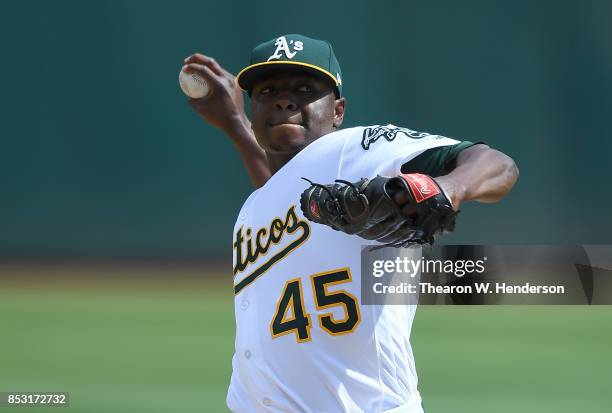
xmin=236 ymin=61 xmax=340 ymax=95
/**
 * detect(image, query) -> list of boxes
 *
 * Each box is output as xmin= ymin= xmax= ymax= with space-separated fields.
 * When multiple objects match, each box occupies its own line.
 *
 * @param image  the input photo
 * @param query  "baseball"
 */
xmin=179 ymin=70 xmax=211 ymax=99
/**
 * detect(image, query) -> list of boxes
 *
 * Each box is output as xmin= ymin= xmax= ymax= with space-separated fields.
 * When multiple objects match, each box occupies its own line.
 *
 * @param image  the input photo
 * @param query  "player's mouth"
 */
xmin=268 ymin=121 xmax=305 ymax=128
xmin=267 ymin=115 xmax=306 ymax=128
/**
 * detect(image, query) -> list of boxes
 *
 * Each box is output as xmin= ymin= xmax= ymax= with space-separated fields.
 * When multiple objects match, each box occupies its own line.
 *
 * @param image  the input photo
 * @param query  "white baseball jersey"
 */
xmin=227 ymin=125 xmax=461 ymax=413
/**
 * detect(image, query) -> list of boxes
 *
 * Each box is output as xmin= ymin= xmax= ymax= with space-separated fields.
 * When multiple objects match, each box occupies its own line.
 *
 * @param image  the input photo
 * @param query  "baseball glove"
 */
xmin=300 ymin=173 xmax=458 ymax=246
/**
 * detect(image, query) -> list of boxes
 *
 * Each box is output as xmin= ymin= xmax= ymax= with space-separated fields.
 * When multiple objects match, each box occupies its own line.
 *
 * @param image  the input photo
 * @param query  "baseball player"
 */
xmin=183 ymin=34 xmax=518 ymax=412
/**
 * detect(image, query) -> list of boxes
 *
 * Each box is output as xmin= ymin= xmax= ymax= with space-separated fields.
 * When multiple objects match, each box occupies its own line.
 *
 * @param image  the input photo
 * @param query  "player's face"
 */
xmin=249 ymin=73 xmax=345 ymax=157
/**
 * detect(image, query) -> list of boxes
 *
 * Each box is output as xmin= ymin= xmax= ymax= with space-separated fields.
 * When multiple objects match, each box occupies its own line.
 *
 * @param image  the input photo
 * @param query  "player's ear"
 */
xmin=333 ymin=97 xmax=345 ymax=129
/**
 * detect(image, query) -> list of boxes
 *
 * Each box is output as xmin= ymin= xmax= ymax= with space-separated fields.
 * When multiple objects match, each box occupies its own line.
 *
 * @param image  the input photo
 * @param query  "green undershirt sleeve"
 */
xmin=400 ymin=141 xmax=479 ymax=177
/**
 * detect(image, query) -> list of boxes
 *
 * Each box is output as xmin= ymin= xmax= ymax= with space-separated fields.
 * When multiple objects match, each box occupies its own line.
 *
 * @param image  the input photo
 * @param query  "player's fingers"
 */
xmin=182 ymin=63 xmax=223 ymax=88
xmin=390 ymin=189 xmax=416 ymax=216
xmin=183 ymin=53 xmax=228 ymax=77
xmin=183 ymin=53 xmax=220 ymax=71
xmin=187 ymin=97 xmax=212 ymax=111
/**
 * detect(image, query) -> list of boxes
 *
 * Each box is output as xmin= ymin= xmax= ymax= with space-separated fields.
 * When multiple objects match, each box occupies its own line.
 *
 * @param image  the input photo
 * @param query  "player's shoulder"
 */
xmin=340 ymin=124 xmax=461 ymax=159
xmin=353 ymin=124 xmax=457 ymax=150
xmin=307 ymin=126 xmax=366 ymax=149
xmin=292 ymin=126 xmax=366 ymax=161
xmin=338 ymin=124 xmax=463 ymax=179
xmin=304 ymin=124 xmax=452 ymax=153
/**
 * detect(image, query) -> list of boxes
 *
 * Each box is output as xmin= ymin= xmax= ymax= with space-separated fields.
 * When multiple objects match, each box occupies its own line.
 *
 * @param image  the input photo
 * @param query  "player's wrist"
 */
xmin=433 ymin=175 xmax=465 ymax=211
xmin=224 ymin=115 xmax=254 ymax=144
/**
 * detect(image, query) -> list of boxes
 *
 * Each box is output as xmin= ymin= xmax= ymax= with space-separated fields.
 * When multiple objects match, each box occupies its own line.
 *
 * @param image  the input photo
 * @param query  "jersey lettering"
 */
xmin=361 ymin=125 xmax=436 ymax=150
xmin=233 ymin=205 xmax=310 ymax=294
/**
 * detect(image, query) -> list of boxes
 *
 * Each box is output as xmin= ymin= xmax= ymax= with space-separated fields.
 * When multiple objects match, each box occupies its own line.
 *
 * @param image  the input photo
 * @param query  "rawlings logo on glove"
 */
xmin=299 ymin=173 xmax=458 ymax=246
xmin=402 ymin=173 xmax=439 ymax=202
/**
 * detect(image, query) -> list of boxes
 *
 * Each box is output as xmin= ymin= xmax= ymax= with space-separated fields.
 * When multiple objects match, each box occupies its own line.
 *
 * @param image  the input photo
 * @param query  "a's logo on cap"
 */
xmin=267 ymin=36 xmax=304 ymax=61
xmin=337 ymin=73 xmax=342 ymax=85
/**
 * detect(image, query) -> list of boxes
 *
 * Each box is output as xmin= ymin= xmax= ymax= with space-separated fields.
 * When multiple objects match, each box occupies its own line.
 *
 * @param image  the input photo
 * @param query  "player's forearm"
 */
xmin=436 ymin=144 xmax=518 ymax=209
xmin=228 ymin=118 xmax=272 ymax=188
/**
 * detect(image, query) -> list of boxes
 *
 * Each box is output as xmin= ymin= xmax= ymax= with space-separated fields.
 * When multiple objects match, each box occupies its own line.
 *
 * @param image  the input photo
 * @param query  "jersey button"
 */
xmin=244 ymin=350 xmax=251 ymax=359
xmin=241 ymin=299 xmax=249 ymax=310
xmin=263 ymin=398 xmax=272 ymax=406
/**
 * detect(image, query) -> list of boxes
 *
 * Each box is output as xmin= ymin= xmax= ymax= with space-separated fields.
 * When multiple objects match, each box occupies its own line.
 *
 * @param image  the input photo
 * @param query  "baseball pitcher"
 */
xmin=183 ymin=34 xmax=518 ymax=413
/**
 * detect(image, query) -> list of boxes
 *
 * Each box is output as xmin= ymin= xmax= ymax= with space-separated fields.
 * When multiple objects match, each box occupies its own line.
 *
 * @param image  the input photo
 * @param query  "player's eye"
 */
xmin=259 ymin=86 xmax=273 ymax=95
xmin=297 ymin=84 xmax=313 ymax=93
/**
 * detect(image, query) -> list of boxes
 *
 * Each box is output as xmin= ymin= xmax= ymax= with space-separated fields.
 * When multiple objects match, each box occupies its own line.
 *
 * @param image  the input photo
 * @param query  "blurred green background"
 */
xmin=2 ymin=0 xmax=612 ymax=256
xmin=1 ymin=0 xmax=611 ymax=412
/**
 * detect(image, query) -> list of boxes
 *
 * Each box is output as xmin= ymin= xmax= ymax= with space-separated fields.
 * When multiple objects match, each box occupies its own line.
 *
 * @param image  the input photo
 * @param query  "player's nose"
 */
xmin=274 ymin=92 xmax=297 ymax=111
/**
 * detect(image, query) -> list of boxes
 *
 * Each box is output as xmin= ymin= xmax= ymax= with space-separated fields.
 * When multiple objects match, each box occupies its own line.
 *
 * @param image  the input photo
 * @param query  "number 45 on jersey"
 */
xmin=270 ymin=268 xmax=361 ymax=343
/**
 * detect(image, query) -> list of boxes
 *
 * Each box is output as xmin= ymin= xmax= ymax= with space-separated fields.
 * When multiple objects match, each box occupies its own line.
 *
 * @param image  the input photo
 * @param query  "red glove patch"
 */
xmin=400 ymin=173 xmax=440 ymax=203
xmin=309 ymin=200 xmax=320 ymax=219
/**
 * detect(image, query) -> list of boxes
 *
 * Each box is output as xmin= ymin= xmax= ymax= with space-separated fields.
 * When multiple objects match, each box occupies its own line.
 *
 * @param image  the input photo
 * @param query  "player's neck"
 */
xmin=266 ymin=153 xmax=295 ymax=175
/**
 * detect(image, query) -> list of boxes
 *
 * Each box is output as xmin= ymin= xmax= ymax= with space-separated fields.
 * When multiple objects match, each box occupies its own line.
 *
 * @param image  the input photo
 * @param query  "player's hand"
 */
xmin=182 ymin=53 xmax=249 ymax=135
xmin=182 ymin=53 xmax=271 ymax=188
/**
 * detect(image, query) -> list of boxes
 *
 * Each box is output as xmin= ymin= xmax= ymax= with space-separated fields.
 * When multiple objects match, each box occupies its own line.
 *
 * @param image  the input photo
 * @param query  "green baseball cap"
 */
xmin=237 ymin=34 xmax=342 ymax=97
